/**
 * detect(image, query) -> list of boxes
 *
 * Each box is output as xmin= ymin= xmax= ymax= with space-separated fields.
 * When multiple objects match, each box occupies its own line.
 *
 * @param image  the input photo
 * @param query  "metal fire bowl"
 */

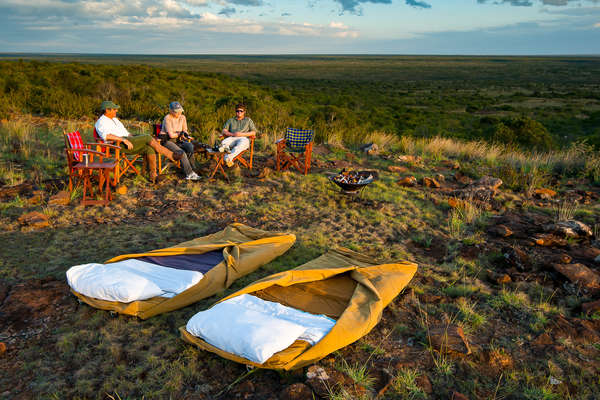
xmin=329 ymin=171 xmax=375 ymax=193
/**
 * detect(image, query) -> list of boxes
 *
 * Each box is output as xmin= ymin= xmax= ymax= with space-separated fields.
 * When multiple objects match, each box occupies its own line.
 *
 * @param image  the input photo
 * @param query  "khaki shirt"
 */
xmin=161 ymin=114 xmax=188 ymax=138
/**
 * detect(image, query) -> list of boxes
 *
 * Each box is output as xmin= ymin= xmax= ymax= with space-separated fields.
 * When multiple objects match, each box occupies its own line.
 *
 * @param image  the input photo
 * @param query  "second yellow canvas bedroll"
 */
xmin=71 ymin=223 xmax=296 ymax=319
xmin=180 ymin=247 xmax=417 ymax=370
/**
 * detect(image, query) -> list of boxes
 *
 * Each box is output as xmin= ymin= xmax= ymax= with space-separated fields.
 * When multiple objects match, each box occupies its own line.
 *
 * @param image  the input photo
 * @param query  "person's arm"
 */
xmin=105 ymin=134 xmax=133 ymax=149
xmin=222 ymin=119 xmax=233 ymax=137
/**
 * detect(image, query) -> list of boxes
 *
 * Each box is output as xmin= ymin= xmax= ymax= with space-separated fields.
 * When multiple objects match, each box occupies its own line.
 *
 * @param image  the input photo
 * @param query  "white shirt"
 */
xmin=95 ymin=115 xmax=130 ymax=141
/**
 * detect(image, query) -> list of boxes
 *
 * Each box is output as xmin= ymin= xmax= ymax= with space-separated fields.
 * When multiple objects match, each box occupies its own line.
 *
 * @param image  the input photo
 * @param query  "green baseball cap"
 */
xmin=100 ymin=100 xmax=120 ymax=111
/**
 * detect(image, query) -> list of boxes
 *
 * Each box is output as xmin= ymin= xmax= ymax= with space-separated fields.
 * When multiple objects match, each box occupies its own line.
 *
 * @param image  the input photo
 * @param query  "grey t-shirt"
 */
xmin=223 ymin=117 xmax=256 ymax=133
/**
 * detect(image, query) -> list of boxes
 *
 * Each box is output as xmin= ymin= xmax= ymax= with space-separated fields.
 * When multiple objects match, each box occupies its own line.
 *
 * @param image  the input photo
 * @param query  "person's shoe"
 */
xmin=186 ymin=171 xmax=201 ymax=181
xmin=172 ymin=150 xmax=184 ymax=161
xmin=225 ymin=159 xmax=235 ymax=168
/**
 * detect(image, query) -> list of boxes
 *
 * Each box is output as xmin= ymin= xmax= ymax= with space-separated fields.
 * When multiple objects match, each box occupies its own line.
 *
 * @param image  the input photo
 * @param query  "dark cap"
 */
xmin=100 ymin=100 xmax=120 ymax=111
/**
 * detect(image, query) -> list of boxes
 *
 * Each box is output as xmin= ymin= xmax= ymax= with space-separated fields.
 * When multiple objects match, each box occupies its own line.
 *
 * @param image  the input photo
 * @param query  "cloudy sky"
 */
xmin=0 ymin=0 xmax=599 ymax=54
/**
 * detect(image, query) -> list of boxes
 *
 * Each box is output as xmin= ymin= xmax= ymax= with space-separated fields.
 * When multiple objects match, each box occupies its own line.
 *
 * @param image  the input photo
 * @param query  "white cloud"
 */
xmin=595 ymin=22 xmax=600 ymax=27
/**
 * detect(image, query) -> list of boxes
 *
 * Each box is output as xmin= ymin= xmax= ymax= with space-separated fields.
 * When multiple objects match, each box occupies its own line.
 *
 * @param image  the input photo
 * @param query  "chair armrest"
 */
xmin=67 ymin=149 xmax=107 ymax=162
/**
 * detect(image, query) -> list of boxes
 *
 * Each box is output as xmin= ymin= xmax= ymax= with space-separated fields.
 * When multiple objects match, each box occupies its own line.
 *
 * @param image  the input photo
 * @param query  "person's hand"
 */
xmin=123 ymin=139 xmax=133 ymax=149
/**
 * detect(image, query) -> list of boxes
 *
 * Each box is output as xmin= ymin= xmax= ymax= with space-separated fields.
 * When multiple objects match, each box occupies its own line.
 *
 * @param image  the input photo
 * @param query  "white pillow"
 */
xmin=66 ymin=263 xmax=164 ymax=303
xmin=186 ymin=295 xmax=308 ymax=364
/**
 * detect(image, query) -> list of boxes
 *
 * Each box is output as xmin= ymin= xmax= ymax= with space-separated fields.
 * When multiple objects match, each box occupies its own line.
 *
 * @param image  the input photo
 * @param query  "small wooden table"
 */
xmin=73 ymin=161 xmax=116 ymax=206
xmin=205 ymin=148 xmax=229 ymax=181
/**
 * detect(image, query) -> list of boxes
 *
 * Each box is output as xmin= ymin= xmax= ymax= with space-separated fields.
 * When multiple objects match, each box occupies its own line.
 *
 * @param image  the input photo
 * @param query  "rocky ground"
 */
xmin=1 ymin=144 xmax=599 ymax=399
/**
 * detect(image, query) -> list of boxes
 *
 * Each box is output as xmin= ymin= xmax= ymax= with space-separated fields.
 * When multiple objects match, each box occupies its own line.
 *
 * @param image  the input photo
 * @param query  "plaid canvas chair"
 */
xmin=93 ymin=127 xmax=141 ymax=183
xmin=64 ymin=131 xmax=116 ymax=206
xmin=276 ymin=128 xmax=315 ymax=175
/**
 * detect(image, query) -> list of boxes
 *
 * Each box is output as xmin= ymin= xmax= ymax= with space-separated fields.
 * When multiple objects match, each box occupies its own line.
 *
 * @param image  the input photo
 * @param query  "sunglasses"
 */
xmin=236 ymin=109 xmax=245 ymax=113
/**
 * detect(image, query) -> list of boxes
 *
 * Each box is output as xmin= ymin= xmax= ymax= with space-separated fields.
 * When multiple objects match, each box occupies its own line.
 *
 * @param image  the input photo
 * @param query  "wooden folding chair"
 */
xmin=276 ymin=128 xmax=314 ymax=175
xmin=207 ymin=135 xmax=255 ymax=180
xmin=64 ymin=131 xmax=116 ymax=206
xmin=93 ymin=128 xmax=141 ymax=183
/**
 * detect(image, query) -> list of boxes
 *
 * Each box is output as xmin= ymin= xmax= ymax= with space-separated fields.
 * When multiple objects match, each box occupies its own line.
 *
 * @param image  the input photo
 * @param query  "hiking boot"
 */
xmin=186 ymin=171 xmax=201 ymax=181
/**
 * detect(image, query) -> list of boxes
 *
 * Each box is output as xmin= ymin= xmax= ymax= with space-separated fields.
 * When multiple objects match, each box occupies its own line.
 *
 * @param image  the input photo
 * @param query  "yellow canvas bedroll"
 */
xmin=71 ymin=223 xmax=296 ymax=319
xmin=180 ymin=248 xmax=417 ymax=370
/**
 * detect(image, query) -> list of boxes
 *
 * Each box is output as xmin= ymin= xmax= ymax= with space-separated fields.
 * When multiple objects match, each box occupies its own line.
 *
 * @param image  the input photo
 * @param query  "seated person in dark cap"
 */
xmin=160 ymin=101 xmax=199 ymax=181
xmin=94 ymin=100 xmax=183 ymax=183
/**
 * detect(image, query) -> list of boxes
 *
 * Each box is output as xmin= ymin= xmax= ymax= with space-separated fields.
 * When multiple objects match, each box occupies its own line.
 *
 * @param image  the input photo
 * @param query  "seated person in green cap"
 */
xmin=160 ymin=101 xmax=200 ymax=181
xmin=95 ymin=100 xmax=183 ymax=183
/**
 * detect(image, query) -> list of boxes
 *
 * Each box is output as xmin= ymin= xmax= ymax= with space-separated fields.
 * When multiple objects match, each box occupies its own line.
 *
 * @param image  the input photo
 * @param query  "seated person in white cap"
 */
xmin=220 ymin=103 xmax=256 ymax=167
xmin=160 ymin=101 xmax=200 ymax=181
xmin=94 ymin=100 xmax=183 ymax=183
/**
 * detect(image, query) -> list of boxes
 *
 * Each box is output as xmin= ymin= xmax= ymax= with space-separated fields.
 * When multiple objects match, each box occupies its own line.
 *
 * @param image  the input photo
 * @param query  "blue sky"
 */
xmin=0 ymin=0 xmax=599 ymax=54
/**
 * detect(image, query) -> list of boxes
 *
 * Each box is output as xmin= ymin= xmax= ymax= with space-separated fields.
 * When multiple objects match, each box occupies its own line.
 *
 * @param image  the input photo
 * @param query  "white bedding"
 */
xmin=186 ymin=294 xmax=336 ymax=364
xmin=66 ymin=259 xmax=204 ymax=303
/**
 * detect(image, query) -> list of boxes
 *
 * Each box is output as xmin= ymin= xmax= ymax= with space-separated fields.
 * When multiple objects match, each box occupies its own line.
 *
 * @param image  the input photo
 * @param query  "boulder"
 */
xmin=0 ymin=182 xmax=33 ymax=200
xmin=398 ymin=176 xmax=418 ymax=187
xmin=17 ymin=211 xmax=49 ymax=229
xmin=280 ymin=383 xmax=313 ymax=400
xmin=0 ymin=342 xmax=6 ymax=356
xmin=552 ymin=263 xmax=600 ymax=294
xmin=306 ymin=365 xmax=355 ymax=398
xmin=442 ymin=160 xmax=460 ymax=170
xmin=435 ymin=173 xmax=445 ymax=183
xmin=48 ymin=190 xmax=70 ymax=206
xmin=496 ymin=274 xmax=512 ymax=285
xmin=474 ymin=176 xmax=503 ymax=191
xmin=545 ymin=220 xmax=593 ymax=239
xmin=533 ymin=188 xmax=557 ymax=200
xmin=422 ymin=177 xmax=441 ymax=188
xmin=428 ymin=324 xmax=471 ymax=355
xmin=549 ymin=253 xmax=572 ymax=264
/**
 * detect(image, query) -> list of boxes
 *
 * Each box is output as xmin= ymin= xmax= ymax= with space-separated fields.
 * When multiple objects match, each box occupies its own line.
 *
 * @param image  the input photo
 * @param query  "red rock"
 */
xmin=435 ymin=173 xmax=445 ymax=182
xmin=547 ymin=220 xmax=593 ymax=238
xmin=474 ymin=176 xmax=503 ymax=190
xmin=26 ymin=190 xmax=45 ymax=206
xmin=503 ymin=246 xmax=530 ymax=270
xmin=452 ymin=391 xmax=469 ymax=400
xmin=550 ymin=253 xmax=572 ymax=264
xmin=423 ymin=177 xmax=441 ymax=188
xmin=454 ymin=173 xmax=473 ymax=186
xmin=533 ymin=234 xmax=567 ymax=247
xmin=428 ymin=324 xmax=471 ymax=355
xmin=532 ymin=333 xmax=553 ymax=347
xmin=552 ymin=263 xmax=600 ymax=294
xmin=443 ymin=160 xmax=460 ymax=170
xmin=387 ymin=165 xmax=409 ymax=173
xmin=488 ymin=224 xmax=513 ymax=238
xmin=496 ymin=274 xmax=512 ymax=285
xmin=48 ymin=190 xmax=70 ymax=206
xmin=533 ymin=188 xmax=557 ymax=199
xmin=398 ymin=155 xmax=422 ymax=164
xmin=398 ymin=176 xmax=417 ymax=187
xmin=116 ymin=185 xmax=128 ymax=195
xmin=17 ymin=211 xmax=49 ymax=229
xmin=280 ymin=383 xmax=313 ymax=400
xmin=581 ymin=299 xmax=600 ymax=315
xmin=0 ymin=342 xmax=6 ymax=356
xmin=306 ymin=365 xmax=353 ymax=398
